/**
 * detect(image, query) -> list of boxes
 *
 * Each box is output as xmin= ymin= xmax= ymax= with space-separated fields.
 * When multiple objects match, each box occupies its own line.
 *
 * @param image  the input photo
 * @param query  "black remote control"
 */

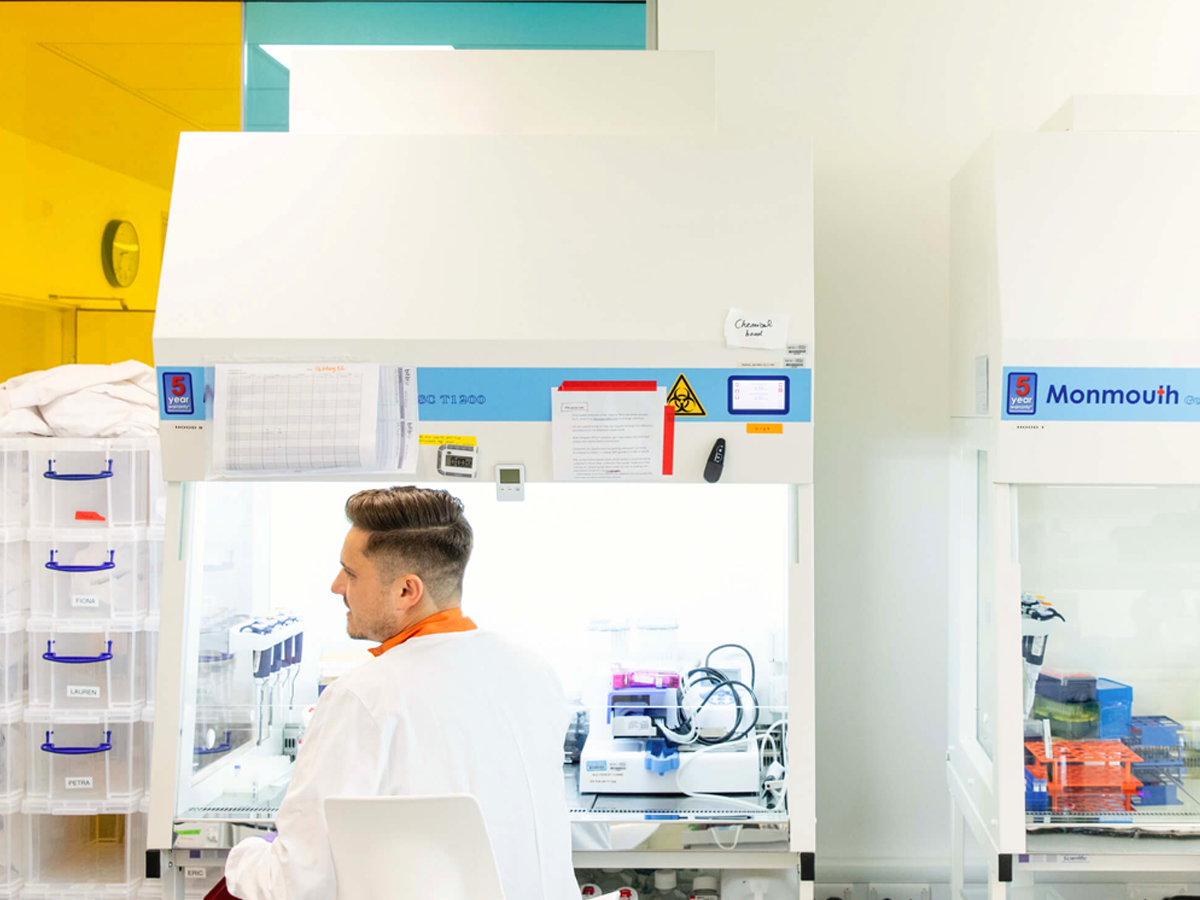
xmin=704 ymin=438 xmax=726 ymax=483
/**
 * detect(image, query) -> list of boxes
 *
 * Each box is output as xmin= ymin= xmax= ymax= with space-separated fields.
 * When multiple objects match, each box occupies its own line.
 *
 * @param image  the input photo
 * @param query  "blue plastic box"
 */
xmin=1130 ymin=716 xmax=1182 ymax=748
xmin=1135 ymin=779 xmax=1181 ymax=806
xmin=1096 ymin=678 xmax=1132 ymax=739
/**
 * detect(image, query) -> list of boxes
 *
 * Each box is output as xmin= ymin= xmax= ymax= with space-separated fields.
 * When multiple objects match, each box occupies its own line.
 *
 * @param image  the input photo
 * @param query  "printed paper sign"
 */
xmin=725 ymin=309 xmax=789 ymax=350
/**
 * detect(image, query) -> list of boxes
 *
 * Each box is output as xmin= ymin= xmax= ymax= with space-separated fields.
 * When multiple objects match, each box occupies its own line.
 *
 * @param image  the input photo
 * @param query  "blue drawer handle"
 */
xmin=43 ymin=640 xmax=113 ymax=664
xmin=45 ymin=550 xmax=115 ymax=573
xmin=44 ymin=459 xmax=114 ymax=481
xmin=195 ymin=732 xmax=233 ymax=756
xmin=41 ymin=730 xmax=112 ymax=755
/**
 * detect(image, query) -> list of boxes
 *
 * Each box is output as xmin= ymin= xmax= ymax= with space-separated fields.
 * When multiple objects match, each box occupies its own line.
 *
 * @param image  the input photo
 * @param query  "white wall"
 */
xmin=659 ymin=0 xmax=1200 ymax=879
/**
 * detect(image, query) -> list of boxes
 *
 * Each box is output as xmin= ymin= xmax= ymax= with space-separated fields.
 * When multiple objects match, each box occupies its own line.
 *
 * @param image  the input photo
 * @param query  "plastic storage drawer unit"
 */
xmin=29 ymin=529 xmax=149 ymax=624
xmin=25 ymin=710 xmax=143 ymax=813
xmin=24 ymin=812 xmax=144 ymax=894
xmin=29 ymin=440 xmax=150 ymax=530
xmin=0 ymin=531 xmax=28 ymax=628
xmin=29 ymin=627 xmax=145 ymax=713
xmin=0 ymin=441 xmax=27 ymax=529
xmin=0 ymin=628 xmax=26 ymax=719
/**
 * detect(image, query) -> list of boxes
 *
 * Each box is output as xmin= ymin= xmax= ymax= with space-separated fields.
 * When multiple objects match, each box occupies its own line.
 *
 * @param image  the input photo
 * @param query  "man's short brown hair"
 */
xmin=344 ymin=487 xmax=473 ymax=606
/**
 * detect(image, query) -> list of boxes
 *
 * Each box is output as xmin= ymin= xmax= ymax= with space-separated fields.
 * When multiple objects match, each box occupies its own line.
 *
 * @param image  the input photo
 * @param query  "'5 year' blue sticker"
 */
xmin=1007 ymin=371 xmax=1037 ymax=416
xmin=162 ymin=371 xmax=195 ymax=416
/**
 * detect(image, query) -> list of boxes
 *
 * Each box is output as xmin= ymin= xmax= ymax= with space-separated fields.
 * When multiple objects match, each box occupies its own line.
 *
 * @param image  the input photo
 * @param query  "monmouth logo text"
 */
xmin=1045 ymin=383 xmax=1178 ymax=407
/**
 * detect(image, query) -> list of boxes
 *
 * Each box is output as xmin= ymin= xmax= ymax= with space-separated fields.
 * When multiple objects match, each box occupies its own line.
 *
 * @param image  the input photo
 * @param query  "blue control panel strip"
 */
xmin=1002 ymin=367 xmax=1200 ymax=421
xmin=157 ymin=366 xmax=813 ymax=423
xmin=416 ymin=368 xmax=811 ymax=422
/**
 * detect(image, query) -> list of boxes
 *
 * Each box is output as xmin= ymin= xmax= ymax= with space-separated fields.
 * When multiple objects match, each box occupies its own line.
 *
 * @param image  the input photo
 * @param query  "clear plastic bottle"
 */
xmin=688 ymin=874 xmax=719 ymax=900
xmin=650 ymin=870 xmax=687 ymax=900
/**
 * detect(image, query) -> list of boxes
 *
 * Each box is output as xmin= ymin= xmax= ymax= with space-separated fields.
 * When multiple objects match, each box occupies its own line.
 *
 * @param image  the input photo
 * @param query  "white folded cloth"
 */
xmin=0 ymin=361 xmax=158 ymax=437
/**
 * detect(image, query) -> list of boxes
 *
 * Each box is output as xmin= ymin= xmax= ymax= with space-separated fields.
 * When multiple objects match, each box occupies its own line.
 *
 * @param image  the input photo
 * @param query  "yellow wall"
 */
xmin=0 ymin=2 xmax=240 ymax=383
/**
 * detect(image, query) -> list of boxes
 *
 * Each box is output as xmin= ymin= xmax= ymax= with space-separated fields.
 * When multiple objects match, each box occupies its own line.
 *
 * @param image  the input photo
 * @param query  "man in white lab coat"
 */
xmin=214 ymin=486 xmax=577 ymax=900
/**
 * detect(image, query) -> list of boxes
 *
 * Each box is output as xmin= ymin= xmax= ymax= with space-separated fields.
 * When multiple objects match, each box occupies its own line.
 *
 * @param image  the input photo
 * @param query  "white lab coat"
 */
xmin=225 ymin=630 xmax=577 ymax=900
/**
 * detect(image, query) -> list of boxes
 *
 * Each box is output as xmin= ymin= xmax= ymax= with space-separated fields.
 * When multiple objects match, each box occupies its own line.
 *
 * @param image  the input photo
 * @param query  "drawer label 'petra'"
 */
xmin=65 ymin=777 xmax=94 ymax=790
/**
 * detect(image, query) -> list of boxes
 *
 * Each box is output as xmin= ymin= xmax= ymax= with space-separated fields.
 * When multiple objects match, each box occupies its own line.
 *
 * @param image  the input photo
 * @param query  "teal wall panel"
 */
xmin=244 ymin=2 xmax=647 ymax=131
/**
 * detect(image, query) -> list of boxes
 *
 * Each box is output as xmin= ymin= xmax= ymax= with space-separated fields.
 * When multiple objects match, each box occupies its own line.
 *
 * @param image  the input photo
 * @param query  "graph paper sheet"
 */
xmin=212 ymin=363 xmax=416 ymax=475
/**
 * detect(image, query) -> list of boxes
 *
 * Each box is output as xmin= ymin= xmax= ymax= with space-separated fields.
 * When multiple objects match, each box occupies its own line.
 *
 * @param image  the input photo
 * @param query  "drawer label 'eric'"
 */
xmin=184 ymin=868 xmax=208 ymax=879
xmin=67 ymin=685 xmax=101 ymax=699
xmin=65 ymin=777 xmax=94 ymax=790
xmin=72 ymin=595 xmax=101 ymax=609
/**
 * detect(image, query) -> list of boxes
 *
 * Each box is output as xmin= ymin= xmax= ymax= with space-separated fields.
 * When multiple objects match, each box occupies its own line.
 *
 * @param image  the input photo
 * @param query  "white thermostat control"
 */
xmin=495 ymin=464 xmax=525 ymax=501
xmin=436 ymin=444 xmax=479 ymax=479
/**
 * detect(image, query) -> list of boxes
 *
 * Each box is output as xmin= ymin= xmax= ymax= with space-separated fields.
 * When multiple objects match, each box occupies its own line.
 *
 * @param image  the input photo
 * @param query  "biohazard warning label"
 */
xmin=667 ymin=374 xmax=706 ymax=417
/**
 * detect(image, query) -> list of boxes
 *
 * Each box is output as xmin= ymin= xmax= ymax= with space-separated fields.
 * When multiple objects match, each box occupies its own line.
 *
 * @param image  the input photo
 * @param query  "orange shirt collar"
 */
xmin=369 ymin=608 xmax=477 ymax=657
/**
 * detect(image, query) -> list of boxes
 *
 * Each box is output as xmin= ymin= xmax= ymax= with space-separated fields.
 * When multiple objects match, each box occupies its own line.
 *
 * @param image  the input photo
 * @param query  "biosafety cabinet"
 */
xmin=948 ymin=96 xmax=1200 ymax=898
xmin=146 ymin=129 xmax=817 ymax=898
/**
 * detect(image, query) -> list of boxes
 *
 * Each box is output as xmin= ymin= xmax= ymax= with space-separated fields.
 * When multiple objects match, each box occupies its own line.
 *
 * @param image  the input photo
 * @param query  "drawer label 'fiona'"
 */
xmin=72 ymin=595 xmax=101 ymax=609
xmin=65 ymin=777 xmax=94 ymax=790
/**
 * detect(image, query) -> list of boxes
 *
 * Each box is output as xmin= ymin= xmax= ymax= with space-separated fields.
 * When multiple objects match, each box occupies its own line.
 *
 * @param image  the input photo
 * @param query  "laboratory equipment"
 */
xmin=948 ymin=96 xmax=1200 ymax=895
xmin=147 ymin=52 xmax=815 ymax=900
xmin=580 ymin=640 xmax=770 ymax=797
xmin=436 ymin=444 xmax=479 ymax=479
xmin=494 ymin=464 xmax=524 ymax=501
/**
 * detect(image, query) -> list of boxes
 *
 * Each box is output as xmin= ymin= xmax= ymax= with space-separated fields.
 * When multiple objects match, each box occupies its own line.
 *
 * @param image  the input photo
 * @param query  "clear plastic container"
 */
xmin=29 ymin=529 xmax=149 ymax=624
xmin=24 ymin=812 xmax=144 ymax=889
xmin=0 ymin=800 xmax=27 ymax=897
xmin=634 ymin=617 xmax=680 ymax=672
xmin=144 ymin=624 xmax=158 ymax=709
xmin=0 ymin=626 xmax=25 ymax=719
xmin=141 ymin=708 xmax=153 ymax=798
xmin=0 ymin=531 xmax=28 ymax=629
xmin=0 ymin=723 xmax=26 ymax=805
xmin=28 ymin=625 xmax=145 ymax=713
xmin=144 ymin=528 xmax=164 ymax=621
xmin=148 ymin=440 xmax=165 ymax=528
xmin=25 ymin=709 xmax=144 ymax=812
xmin=28 ymin=439 xmax=150 ymax=530
xmin=0 ymin=441 xmax=27 ymax=529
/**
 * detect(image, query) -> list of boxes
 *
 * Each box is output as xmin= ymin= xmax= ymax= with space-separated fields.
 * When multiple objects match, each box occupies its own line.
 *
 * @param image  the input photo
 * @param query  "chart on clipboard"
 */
xmin=212 ymin=363 xmax=418 ymax=475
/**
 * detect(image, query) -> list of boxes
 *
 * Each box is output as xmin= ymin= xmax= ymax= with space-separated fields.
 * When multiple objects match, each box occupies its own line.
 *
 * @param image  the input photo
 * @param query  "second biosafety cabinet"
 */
xmin=948 ymin=97 xmax=1200 ymax=897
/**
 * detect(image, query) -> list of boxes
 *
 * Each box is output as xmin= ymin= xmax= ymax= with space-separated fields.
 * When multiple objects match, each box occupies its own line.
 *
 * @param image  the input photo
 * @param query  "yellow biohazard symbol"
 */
xmin=667 ymin=373 xmax=706 ymax=417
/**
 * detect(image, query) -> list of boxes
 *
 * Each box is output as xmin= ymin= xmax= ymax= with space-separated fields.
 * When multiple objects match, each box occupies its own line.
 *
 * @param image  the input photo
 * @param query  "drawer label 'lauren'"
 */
xmin=67 ymin=685 xmax=101 ymax=699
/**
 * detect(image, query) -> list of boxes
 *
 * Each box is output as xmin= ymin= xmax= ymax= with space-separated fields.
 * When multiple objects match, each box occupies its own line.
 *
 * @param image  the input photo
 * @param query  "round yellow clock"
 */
xmin=101 ymin=220 xmax=140 ymax=287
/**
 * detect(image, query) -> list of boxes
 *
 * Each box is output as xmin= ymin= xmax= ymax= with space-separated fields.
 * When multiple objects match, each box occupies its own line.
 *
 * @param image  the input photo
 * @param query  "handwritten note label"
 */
xmin=725 ymin=309 xmax=789 ymax=350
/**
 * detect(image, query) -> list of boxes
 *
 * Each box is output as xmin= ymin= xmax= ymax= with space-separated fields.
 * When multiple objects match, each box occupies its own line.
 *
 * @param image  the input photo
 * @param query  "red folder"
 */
xmin=556 ymin=381 xmax=675 ymax=476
